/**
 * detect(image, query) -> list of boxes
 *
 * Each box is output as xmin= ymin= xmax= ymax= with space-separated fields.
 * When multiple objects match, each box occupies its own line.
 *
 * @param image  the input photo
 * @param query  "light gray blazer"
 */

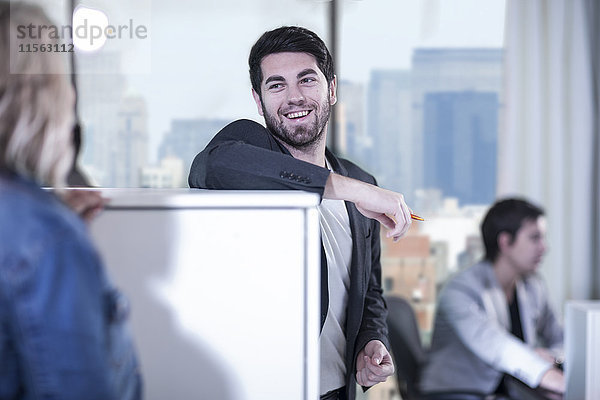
xmin=419 ymin=261 xmax=563 ymax=394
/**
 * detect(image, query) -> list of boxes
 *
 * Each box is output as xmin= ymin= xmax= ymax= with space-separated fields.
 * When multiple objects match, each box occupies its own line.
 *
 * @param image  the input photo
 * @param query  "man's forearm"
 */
xmin=190 ymin=141 xmax=330 ymax=193
xmin=324 ymin=173 xmax=412 ymax=240
xmin=323 ymin=173 xmax=364 ymax=202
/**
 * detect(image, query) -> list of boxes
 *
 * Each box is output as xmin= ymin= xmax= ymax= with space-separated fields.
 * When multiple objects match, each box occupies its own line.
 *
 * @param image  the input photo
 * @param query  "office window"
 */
xmin=337 ymin=2 xmax=505 ymax=399
xmin=46 ymin=1 xmax=505 ymax=398
xmin=74 ymin=0 xmax=327 ymax=187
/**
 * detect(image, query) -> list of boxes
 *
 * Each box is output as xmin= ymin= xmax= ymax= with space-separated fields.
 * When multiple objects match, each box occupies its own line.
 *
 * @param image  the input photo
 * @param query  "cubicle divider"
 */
xmin=88 ymin=189 xmax=321 ymax=400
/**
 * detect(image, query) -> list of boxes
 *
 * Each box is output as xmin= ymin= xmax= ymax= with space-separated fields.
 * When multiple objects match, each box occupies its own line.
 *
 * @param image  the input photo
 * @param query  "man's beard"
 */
xmin=263 ymin=99 xmax=330 ymax=151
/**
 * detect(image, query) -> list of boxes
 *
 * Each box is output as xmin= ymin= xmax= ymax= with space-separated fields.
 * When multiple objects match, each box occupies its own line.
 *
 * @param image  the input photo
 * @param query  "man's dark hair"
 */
xmin=248 ymin=26 xmax=334 ymax=98
xmin=481 ymin=198 xmax=545 ymax=262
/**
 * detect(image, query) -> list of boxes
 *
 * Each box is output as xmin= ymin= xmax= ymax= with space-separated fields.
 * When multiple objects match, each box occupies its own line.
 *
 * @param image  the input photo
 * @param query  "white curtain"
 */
xmin=500 ymin=0 xmax=599 ymax=311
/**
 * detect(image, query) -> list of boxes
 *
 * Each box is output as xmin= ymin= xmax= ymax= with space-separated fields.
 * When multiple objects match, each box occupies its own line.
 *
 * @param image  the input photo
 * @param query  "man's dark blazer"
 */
xmin=189 ymin=119 xmax=390 ymax=399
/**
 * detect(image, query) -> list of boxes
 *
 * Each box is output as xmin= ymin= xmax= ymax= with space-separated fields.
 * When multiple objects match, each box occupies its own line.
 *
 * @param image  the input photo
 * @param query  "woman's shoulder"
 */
xmin=1 ymin=174 xmax=90 ymax=266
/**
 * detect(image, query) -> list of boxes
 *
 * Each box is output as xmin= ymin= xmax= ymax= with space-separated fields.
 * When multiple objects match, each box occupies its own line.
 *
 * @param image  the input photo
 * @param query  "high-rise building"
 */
xmin=77 ymin=51 xmax=126 ymax=186
xmin=337 ymin=80 xmax=370 ymax=169
xmin=381 ymin=224 xmax=436 ymax=335
xmin=113 ymin=95 xmax=149 ymax=187
xmin=457 ymin=234 xmax=485 ymax=272
xmin=366 ymin=70 xmax=413 ymax=199
xmin=430 ymin=240 xmax=450 ymax=286
xmin=418 ymin=199 xmax=486 ymax=274
xmin=423 ymin=91 xmax=498 ymax=205
xmin=141 ymin=155 xmax=185 ymax=188
xmin=411 ymin=48 xmax=503 ymax=205
xmin=158 ymin=119 xmax=230 ymax=174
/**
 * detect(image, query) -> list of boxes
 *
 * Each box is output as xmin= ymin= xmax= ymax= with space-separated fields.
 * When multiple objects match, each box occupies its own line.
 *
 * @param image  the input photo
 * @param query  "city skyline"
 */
xmin=128 ymin=0 xmax=505 ymax=163
xmin=342 ymin=47 xmax=503 ymax=206
xmin=79 ymin=47 xmax=503 ymax=209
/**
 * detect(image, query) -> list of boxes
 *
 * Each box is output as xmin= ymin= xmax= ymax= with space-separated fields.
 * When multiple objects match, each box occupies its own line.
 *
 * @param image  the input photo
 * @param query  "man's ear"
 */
xmin=251 ymin=88 xmax=264 ymax=116
xmin=329 ymin=75 xmax=337 ymax=106
xmin=498 ymin=232 xmax=512 ymax=253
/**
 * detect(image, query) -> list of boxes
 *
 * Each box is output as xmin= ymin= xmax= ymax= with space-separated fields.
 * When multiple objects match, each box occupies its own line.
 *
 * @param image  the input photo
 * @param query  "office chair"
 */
xmin=385 ymin=295 xmax=427 ymax=400
xmin=386 ymin=296 xmax=495 ymax=400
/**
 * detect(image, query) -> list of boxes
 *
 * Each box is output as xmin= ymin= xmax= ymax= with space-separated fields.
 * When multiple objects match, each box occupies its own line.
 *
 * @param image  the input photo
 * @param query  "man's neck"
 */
xmin=493 ymin=258 xmax=519 ymax=301
xmin=274 ymin=133 xmax=328 ymax=168
xmin=285 ymin=143 xmax=326 ymax=167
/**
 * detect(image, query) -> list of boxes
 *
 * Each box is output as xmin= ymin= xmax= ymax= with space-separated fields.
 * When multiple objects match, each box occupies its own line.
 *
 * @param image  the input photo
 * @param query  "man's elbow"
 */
xmin=188 ymin=151 xmax=211 ymax=188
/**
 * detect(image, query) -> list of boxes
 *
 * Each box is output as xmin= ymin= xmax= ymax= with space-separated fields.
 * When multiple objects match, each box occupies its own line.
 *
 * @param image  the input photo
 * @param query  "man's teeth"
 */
xmin=287 ymin=111 xmax=310 ymax=119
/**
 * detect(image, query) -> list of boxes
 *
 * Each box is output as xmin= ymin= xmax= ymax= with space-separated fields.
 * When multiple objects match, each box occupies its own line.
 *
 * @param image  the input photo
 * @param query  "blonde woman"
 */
xmin=0 ymin=2 xmax=141 ymax=399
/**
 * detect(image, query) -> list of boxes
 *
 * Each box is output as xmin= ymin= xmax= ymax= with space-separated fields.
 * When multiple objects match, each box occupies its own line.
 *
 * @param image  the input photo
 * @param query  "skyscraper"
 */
xmin=113 ymin=95 xmax=149 ymax=187
xmin=140 ymin=155 xmax=185 ymax=188
xmin=77 ymin=51 xmax=126 ymax=186
xmin=367 ymin=70 xmax=413 ymax=199
xmin=337 ymin=80 xmax=369 ymax=169
xmin=158 ymin=118 xmax=230 ymax=173
xmin=412 ymin=48 xmax=503 ymax=205
xmin=423 ymin=91 xmax=498 ymax=205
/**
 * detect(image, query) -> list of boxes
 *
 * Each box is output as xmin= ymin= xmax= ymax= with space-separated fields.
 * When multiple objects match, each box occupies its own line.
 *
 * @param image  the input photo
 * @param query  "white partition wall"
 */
xmin=88 ymin=189 xmax=321 ymax=400
xmin=565 ymin=301 xmax=600 ymax=400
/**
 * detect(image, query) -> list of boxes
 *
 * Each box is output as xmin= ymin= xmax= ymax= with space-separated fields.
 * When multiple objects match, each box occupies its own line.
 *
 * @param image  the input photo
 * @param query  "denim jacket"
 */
xmin=0 ymin=172 xmax=142 ymax=400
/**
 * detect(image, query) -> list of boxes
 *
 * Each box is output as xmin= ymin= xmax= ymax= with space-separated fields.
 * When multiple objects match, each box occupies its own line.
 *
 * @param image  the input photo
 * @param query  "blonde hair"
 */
xmin=0 ymin=1 xmax=75 ymax=187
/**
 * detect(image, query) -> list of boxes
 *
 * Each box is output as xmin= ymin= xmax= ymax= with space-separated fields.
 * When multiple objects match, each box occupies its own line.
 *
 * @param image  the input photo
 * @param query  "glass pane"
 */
xmin=10 ymin=0 xmax=72 ymax=74
xmin=75 ymin=0 xmax=327 ymax=187
xmin=336 ymin=2 xmax=505 ymax=398
xmin=68 ymin=1 xmax=506 ymax=398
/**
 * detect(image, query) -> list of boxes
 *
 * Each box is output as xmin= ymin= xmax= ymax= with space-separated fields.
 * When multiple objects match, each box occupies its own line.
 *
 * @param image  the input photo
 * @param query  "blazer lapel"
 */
xmin=320 ymin=244 xmax=328 ymax=331
xmin=345 ymin=202 xmax=367 ymax=293
xmin=324 ymin=149 xmax=368 ymax=285
xmin=482 ymin=265 xmax=510 ymax=330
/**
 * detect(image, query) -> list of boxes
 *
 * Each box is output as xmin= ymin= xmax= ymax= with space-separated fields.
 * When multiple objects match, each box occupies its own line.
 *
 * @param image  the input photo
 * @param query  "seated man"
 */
xmin=419 ymin=198 xmax=564 ymax=398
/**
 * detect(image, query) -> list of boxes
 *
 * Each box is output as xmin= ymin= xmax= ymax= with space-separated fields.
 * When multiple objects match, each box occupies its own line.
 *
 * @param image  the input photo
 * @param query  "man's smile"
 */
xmin=284 ymin=110 xmax=312 ymax=119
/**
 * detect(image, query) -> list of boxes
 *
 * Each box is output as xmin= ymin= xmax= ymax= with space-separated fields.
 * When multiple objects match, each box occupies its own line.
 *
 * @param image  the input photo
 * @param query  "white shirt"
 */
xmin=318 ymin=160 xmax=353 ymax=395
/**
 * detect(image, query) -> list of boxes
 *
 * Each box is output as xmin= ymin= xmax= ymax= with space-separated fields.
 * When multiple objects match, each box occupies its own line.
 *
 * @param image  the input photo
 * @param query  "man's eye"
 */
xmin=301 ymin=77 xmax=316 ymax=84
xmin=268 ymin=83 xmax=283 ymax=90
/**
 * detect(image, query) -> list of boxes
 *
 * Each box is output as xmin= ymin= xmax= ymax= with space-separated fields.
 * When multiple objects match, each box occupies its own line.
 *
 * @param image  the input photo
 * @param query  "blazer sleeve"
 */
xmin=438 ymin=279 xmax=552 ymax=388
xmin=188 ymin=119 xmax=331 ymax=196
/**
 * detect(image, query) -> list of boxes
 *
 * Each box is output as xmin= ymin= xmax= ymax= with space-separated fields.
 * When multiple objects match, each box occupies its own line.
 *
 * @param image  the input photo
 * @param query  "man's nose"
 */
xmin=286 ymin=84 xmax=305 ymax=104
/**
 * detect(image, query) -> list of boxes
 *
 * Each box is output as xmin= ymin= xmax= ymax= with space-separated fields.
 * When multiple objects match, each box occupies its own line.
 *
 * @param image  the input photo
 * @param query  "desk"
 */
xmin=505 ymin=376 xmax=562 ymax=400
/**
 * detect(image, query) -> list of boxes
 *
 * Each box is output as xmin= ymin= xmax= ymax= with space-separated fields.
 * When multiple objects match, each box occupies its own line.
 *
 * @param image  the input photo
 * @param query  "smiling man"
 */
xmin=188 ymin=26 xmax=414 ymax=399
xmin=419 ymin=198 xmax=565 ymax=399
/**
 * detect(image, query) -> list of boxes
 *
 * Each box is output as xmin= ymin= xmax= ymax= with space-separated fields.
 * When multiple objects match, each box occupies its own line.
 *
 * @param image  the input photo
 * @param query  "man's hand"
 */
xmin=60 ymin=190 xmax=107 ymax=223
xmin=534 ymin=348 xmax=556 ymax=364
xmin=538 ymin=367 xmax=565 ymax=394
xmin=355 ymin=340 xmax=394 ymax=387
xmin=324 ymin=173 xmax=412 ymax=241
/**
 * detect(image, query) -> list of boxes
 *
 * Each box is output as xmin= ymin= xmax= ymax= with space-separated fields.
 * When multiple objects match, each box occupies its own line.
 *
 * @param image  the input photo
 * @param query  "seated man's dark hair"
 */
xmin=481 ymin=198 xmax=545 ymax=262
xmin=248 ymin=26 xmax=334 ymax=99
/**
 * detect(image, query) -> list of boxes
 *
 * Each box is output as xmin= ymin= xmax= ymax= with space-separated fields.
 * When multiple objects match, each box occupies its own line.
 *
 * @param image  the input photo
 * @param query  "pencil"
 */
xmin=411 ymin=213 xmax=424 ymax=221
